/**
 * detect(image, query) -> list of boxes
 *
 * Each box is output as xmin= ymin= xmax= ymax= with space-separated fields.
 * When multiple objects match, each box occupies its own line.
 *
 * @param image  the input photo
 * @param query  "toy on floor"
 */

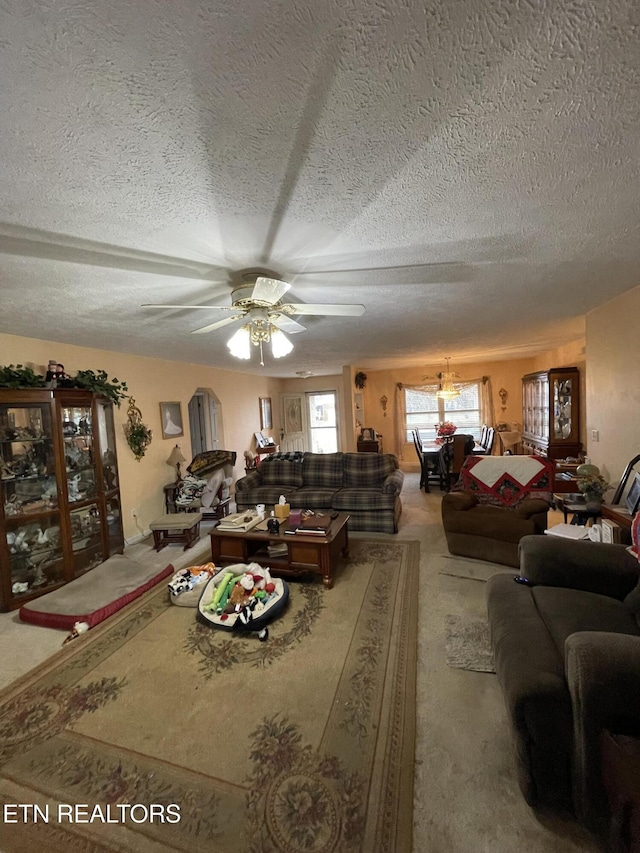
xmin=197 ymin=562 xmax=289 ymax=641
xmin=168 ymin=562 xmax=217 ymax=597
xmin=63 ymin=620 xmax=90 ymax=645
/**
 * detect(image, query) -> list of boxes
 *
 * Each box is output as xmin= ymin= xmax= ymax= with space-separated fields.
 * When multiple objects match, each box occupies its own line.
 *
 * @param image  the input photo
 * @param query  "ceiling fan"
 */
xmin=143 ymin=271 xmax=365 ymax=365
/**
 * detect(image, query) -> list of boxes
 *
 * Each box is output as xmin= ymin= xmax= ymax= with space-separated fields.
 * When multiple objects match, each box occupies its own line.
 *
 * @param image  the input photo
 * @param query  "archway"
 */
xmin=188 ymin=388 xmax=224 ymax=456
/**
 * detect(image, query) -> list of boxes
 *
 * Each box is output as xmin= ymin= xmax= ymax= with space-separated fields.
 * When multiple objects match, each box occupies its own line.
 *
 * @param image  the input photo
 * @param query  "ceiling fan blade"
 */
xmin=191 ymin=314 xmax=246 ymax=335
xmin=270 ymin=314 xmax=307 ymax=334
xmin=142 ymin=303 xmax=236 ymax=310
xmin=252 ymin=276 xmax=291 ymax=305
xmin=283 ymin=303 xmax=366 ymax=317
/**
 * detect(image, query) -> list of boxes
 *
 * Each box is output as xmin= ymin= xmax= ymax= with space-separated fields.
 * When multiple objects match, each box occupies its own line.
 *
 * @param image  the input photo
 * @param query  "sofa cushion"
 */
xmin=342 ymin=452 xmax=397 ymax=488
xmin=623 ymin=520 xmax=640 ymax=627
xmin=331 ymin=488 xmax=396 ymax=512
xmin=532 ymin=586 xmax=640 ymax=660
xmin=289 ymin=488 xmax=336 ymax=509
xmin=259 ymin=458 xmax=304 ymax=487
xmin=443 ymin=501 xmax=545 ymax=543
xmin=235 ymin=485 xmax=299 ymax=507
xmin=302 ymin=453 xmax=344 ymax=489
xmin=628 ymin=511 xmax=640 ymax=563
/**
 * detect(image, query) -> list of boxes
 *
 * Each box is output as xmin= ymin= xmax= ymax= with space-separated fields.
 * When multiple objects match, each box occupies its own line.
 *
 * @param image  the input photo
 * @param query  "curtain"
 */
xmin=480 ymin=376 xmax=495 ymax=427
xmin=395 ymin=383 xmax=406 ymax=459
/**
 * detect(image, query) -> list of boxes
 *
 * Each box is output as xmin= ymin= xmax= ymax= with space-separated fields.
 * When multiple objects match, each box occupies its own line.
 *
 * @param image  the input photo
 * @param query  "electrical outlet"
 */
xmin=131 ymin=508 xmax=138 ymax=518
xmin=591 ymin=429 xmax=599 ymax=442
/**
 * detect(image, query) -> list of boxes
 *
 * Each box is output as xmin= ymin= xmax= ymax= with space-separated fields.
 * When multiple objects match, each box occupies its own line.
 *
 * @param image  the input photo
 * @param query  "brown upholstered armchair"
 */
xmin=441 ymin=455 xmax=554 ymax=567
xmin=442 ymin=490 xmax=549 ymax=567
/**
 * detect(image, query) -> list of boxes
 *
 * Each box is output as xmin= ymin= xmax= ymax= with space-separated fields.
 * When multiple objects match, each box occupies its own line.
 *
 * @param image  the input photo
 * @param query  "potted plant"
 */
xmin=355 ymin=372 xmax=367 ymax=389
xmin=124 ymin=398 xmax=153 ymax=461
xmin=576 ymin=472 xmax=610 ymax=509
xmin=0 ymin=364 xmax=46 ymax=388
xmin=67 ymin=370 xmax=129 ymax=407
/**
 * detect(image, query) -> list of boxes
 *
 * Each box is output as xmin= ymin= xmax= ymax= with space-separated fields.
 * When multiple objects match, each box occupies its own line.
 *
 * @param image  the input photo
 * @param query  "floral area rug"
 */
xmin=0 ymin=538 xmax=419 ymax=853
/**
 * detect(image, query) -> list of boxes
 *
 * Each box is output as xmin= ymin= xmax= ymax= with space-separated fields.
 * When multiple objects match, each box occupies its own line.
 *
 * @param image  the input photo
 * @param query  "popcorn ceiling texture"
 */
xmin=0 ymin=0 xmax=638 ymax=375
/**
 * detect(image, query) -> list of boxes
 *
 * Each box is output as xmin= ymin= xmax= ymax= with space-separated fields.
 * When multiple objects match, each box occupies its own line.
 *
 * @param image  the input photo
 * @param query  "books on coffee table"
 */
xmin=216 ymin=512 xmax=263 ymax=533
xmin=285 ymin=513 xmax=334 ymax=535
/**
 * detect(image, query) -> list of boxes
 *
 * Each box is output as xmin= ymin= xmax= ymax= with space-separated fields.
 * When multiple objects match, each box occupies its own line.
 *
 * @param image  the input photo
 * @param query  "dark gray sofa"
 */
xmin=234 ymin=451 xmax=404 ymax=533
xmin=487 ymin=534 xmax=640 ymax=831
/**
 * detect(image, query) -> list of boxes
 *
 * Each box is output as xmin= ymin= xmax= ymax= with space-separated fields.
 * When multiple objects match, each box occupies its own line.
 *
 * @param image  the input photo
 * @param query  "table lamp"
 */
xmin=167 ymin=445 xmax=187 ymax=482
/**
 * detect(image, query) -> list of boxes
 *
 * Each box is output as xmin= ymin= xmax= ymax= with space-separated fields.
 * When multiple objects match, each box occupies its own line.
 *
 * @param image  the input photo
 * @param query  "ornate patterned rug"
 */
xmin=0 ymin=538 xmax=419 ymax=853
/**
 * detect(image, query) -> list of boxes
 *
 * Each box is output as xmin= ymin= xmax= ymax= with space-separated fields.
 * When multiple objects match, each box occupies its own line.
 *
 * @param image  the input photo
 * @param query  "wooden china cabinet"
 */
xmin=521 ymin=367 xmax=581 ymax=459
xmin=0 ymin=389 xmax=124 ymax=611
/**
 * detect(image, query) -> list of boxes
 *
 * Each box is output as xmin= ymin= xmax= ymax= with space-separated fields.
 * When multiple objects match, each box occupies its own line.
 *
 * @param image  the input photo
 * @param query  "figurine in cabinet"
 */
xmin=68 ymin=474 xmax=82 ymax=501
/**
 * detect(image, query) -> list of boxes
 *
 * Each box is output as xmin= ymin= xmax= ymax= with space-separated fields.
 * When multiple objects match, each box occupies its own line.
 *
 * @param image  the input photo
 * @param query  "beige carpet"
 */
xmin=0 ymin=538 xmax=418 ymax=853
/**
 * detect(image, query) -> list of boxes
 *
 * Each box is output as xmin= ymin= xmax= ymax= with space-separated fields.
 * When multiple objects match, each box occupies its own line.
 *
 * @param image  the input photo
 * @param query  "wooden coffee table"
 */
xmin=209 ymin=512 xmax=350 ymax=589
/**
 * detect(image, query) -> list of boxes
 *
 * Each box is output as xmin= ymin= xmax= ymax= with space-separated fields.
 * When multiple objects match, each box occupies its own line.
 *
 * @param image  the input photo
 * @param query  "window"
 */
xmin=405 ymin=382 xmax=482 ymax=442
xmin=307 ymin=392 xmax=338 ymax=453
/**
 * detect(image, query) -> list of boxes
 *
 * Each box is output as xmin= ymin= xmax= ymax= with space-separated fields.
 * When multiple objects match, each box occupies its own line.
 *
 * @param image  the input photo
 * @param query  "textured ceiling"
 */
xmin=1 ymin=0 xmax=639 ymax=376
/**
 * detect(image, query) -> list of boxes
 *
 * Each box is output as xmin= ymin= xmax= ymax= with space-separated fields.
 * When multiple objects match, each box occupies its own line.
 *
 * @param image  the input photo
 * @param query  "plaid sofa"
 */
xmin=235 ymin=452 xmax=404 ymax=533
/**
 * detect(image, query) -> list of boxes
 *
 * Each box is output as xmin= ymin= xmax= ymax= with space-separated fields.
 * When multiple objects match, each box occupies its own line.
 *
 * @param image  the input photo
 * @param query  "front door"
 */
xmin=280 ymin=393 xmax=306 ymax=453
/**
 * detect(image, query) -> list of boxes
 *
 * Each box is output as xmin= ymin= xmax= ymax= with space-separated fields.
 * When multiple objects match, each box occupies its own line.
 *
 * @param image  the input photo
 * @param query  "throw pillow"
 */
xmin=260 ymin=459 xmax=303 ymax=487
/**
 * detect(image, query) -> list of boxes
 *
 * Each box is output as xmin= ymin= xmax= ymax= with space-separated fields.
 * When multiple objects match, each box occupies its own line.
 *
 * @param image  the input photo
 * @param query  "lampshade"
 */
xmin=227 ymin=326 xmax=252 ymax=359
xmin=226 ymin=320 xmax=294 ymax=365
xmin=270 ymin=328 xmax=294 ymax=358
xmin=167 ymin=444 xmax=186 ymax=482
xmin=167 ymin=445 xmax=186 ymax=467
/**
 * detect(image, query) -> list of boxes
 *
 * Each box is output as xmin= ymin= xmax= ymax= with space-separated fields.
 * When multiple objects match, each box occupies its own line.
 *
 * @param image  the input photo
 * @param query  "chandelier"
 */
xmin=436 ymin=357 xmax=461 ymax=400
xmin=227 ymin=312 xmax=293 ymax=366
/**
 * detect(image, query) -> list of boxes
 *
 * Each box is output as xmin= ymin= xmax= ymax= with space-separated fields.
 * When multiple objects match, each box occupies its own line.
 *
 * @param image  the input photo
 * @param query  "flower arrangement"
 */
xmin=436 ymin=421 xmax=457 ymax=437
xmin=576 ymin=472 xmax=610 ymax=500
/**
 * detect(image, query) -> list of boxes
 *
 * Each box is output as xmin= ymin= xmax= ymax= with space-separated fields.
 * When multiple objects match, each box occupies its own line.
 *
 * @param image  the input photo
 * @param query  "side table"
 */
xmin=553 ymin=493 xmax=602 ymax=526
xmin=164 ymin=482 xmax=180 ymax=514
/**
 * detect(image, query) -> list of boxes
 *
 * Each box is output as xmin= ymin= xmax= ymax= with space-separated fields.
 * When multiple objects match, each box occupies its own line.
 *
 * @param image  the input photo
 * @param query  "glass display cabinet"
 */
xmin=0 ymin=389 xmax=124 ymax=611
xmin=521 ymin=367 xmax=581 ymax=459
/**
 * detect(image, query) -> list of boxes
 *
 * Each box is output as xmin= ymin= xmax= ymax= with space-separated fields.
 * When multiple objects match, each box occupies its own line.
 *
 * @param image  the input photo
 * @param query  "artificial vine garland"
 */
xmin=124 ymin=397 xmax=153 ymax=461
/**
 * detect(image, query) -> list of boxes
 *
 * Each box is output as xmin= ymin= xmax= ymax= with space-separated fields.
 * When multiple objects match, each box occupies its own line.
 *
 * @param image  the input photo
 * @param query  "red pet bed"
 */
xmin=19 ymin=554 xmax=174 ymax=631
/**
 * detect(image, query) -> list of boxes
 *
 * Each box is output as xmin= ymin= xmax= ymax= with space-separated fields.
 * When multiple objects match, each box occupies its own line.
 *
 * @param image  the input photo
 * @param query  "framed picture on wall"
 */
xmin=160 ymin=401 xmax=184 ymax=439
xmin=259 ymin=397 xmax=272 ymax=430
xmin=626 ymin=472 xmax=640 ymax=515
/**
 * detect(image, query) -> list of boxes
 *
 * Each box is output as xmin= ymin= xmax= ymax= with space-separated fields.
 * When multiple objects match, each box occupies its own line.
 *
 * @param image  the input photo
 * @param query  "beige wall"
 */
xmin=585 ymin=284 xmax=640 ymax=487
xmin=356 ymin=358 xmax=543 ymax=467
xmin=0 ymin=333 xmax=281 ymax=540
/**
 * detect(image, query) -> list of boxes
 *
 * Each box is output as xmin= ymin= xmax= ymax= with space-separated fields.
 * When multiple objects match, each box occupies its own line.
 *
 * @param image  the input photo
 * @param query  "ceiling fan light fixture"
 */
xmin=226 ymin=325 xmax=252 ymax=360
xmin=270 ymin=327 xmax=294 ymax=359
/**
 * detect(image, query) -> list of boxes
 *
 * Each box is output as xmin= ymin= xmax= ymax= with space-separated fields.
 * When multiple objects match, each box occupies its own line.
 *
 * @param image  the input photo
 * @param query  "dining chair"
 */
xmin=475 ymin=426 xmax=495 ymax=456
xmin=439 ymin=434 xmax=475 ymax=491
xmin=412 ymin=429 xmax=428 ymax=491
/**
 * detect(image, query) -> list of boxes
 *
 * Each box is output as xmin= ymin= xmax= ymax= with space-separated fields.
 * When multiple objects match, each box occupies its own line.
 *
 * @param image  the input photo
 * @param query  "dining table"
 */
xmin=420 ymin=437 xmax=487 ymax=492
